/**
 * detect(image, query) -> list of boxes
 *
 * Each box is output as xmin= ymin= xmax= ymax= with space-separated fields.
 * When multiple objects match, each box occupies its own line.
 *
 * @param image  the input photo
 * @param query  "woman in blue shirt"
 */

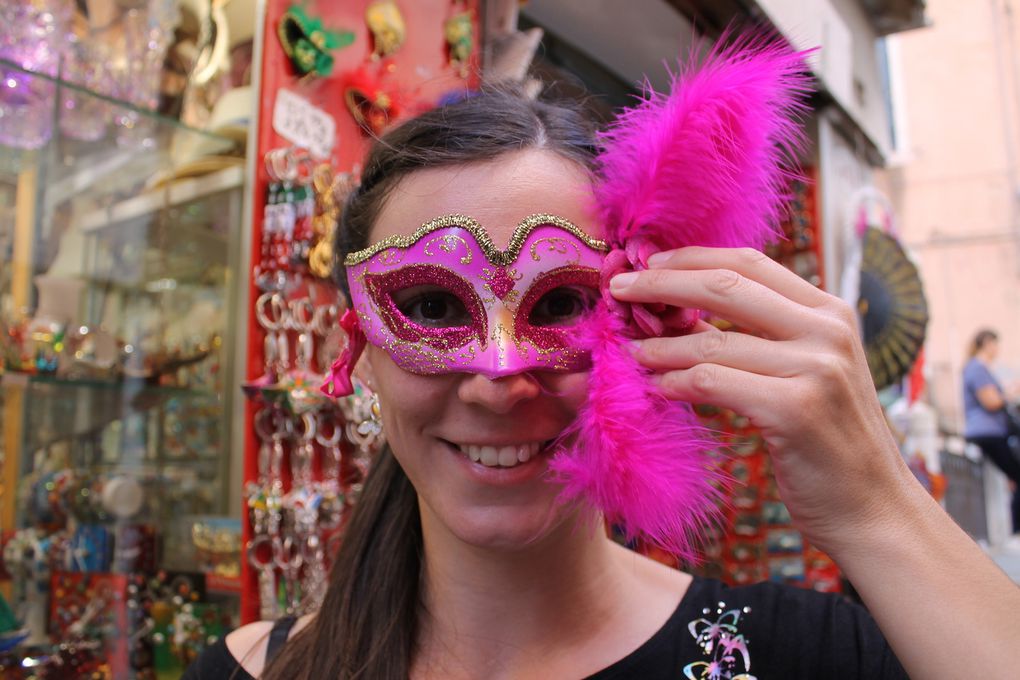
xmin=963 ymin=328 xmax=1019 ymax=534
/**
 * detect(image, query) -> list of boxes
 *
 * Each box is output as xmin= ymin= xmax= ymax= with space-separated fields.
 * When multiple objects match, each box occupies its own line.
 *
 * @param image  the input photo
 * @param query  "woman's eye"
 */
xmin=393 ymin=287 xmax=471 ymax=328
xmin=528 ymin=287 xmax=596 ymax=327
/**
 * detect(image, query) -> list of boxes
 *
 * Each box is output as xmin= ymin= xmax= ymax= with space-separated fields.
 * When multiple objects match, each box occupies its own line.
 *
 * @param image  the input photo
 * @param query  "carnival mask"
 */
xmin=344 ymin=213 xmax=608 ymax=377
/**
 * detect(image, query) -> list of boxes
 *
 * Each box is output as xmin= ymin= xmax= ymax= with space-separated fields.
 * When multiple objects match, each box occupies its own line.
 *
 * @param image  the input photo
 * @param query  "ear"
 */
xmin=353 ymin=344 xmax=378 ymax=391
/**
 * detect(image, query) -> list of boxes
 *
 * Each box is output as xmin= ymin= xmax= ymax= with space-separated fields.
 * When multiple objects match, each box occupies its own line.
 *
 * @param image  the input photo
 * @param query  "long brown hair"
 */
xmin=263 ymin=85 xmax=597 ymax=680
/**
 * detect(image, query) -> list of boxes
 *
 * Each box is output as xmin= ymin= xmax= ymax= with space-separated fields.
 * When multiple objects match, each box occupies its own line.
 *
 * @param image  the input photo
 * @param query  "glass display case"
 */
xmin=0 ymin=57 xmax=244 ymax=677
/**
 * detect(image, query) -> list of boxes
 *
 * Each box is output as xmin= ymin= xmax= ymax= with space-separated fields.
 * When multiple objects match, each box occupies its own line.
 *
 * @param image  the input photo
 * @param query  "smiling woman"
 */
xmin=183 ymin=48 xmax=1020 ymax=680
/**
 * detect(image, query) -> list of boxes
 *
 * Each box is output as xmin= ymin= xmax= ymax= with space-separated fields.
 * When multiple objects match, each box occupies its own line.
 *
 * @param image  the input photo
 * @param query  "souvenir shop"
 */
xmin=0 ymin=0 xmax=930 ymax=677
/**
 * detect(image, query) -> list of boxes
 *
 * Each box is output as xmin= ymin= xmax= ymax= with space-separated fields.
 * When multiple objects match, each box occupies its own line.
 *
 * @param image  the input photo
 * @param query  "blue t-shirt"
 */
xmin=963 ymin=357 xmax=1008 ymax=437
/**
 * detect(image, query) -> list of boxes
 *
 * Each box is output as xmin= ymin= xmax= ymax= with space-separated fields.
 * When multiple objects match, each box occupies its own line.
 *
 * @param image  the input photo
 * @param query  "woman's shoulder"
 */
xmin=224 ymin=620 xmax=279 ymax=676
xmin=183 ymin=615 xmax=313 ymax=679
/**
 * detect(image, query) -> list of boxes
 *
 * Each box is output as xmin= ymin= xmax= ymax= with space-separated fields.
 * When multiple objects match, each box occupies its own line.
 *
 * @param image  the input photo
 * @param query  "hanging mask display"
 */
xmin=365 ymin=0 xmax=406 ymax=60
xmin=444 ymin=8 xmax=474 ymax=77
xmin=277 ymin=5 xmax=355 ymax=77
xmin=342 ymin=66 xmax=402 ymax=136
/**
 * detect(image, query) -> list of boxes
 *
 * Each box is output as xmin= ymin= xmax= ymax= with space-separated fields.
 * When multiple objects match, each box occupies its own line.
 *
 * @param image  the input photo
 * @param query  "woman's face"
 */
xmin=363 ymin=149 xmax=602 ymax=551
xmin=983 ymin=338 xmax=999 ymax=361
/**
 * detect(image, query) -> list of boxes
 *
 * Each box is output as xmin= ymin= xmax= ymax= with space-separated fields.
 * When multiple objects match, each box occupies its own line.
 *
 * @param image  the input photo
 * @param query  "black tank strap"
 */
xmin=265 ymin=615 xmax=298 ymax=666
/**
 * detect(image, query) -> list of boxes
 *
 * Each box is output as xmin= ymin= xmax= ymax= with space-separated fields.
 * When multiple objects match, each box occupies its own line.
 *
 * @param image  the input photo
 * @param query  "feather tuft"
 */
xmin=558 ymin=34 xmax=812 ymax=555
xmin=550 ymin=306 xmax=727 ymax=561
xmin=597 ymin=34 xmax=813 ymax=250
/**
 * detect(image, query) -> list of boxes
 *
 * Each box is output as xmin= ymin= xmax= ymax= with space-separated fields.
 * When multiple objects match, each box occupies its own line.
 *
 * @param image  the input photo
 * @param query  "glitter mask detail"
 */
xmin=345 ymin=214 xmax=608 ymax=377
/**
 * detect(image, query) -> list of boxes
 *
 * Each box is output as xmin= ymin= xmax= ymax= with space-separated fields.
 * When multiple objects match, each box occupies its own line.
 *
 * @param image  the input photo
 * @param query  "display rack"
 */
xmin=0 ymin=54 xmax=245 ymax=675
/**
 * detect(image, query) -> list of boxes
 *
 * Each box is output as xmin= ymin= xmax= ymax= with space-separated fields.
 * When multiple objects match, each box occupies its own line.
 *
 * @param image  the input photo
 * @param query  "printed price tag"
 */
xmin=272 ymin=89 xmax=337 ymax=159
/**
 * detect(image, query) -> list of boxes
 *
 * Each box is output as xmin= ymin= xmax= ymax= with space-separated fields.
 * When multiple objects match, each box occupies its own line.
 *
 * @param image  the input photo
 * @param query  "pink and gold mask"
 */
xmin=344 ymin=213 xmax=608 ymax=377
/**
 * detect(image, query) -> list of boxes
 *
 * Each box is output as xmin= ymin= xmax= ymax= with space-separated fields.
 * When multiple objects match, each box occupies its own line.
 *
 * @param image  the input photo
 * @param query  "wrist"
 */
xmin=822 ymin=464 xmax=940 ymax=574
xmin=808 ymin=448 xmax=929 ymax=562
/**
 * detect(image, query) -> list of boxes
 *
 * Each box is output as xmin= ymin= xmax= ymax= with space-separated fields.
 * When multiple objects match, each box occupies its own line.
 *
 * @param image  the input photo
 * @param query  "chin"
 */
xmin=437 ymin=500 xmax=585 ymax=553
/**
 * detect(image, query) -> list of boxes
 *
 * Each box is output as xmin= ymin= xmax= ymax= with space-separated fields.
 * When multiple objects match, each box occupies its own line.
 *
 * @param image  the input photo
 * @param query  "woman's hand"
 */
xmin=609 ymin=246 xmax=913 ymax=556
xmin=611 ymin=245 xmax=1020 ymax=680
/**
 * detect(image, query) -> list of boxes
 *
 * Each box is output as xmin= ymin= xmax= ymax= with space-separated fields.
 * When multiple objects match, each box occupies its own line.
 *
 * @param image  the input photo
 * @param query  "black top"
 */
xmin=182 ymin=577 xmax=907 ymax=679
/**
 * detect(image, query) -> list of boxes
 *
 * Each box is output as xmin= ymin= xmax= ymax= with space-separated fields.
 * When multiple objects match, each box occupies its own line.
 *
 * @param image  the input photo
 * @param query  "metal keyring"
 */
xmin=254 ymin=292 xmax=286 ymax=331
xmin=299 ymin=411 xmax=317 ymax=442
xmin=247 ymin=535 xmax=276 ymax=569
xmin=254 ymin=407 xmax=275 ymax=441
xmin=273 ymin=535 xmax=304 ymax=572
xmin=312 ymin=303 xmax=340 ymax=337
xmin=288 ymin=298 xmax=315 ymax=331
xmin=315 ymin=410 xmax=343 ymax=448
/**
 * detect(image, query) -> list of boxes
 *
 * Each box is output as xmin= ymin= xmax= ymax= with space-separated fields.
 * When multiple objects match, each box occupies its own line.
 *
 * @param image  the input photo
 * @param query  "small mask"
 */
xmin=345 ymin=214 xmax=608 ymax=377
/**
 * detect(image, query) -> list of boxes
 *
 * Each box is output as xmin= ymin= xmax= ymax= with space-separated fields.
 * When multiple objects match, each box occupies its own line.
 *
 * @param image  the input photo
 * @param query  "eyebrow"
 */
xmin=343 ymin=213 xmax=609 ymax=266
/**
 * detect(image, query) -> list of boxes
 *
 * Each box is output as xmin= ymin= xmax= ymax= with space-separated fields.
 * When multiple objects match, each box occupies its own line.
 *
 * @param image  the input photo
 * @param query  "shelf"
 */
xmin=1 ymin=371 xmax=217 ymax=399
xmin=77 ymin=165 xmax=245 ymax=233
xmin=0 ymin=57 xmax=235 ymax=147
xmin=1 ymin=372 xmax=220 ymax=452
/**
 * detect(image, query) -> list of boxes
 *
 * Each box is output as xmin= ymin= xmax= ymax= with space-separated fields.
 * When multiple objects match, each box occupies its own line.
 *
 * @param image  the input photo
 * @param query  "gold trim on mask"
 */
xmin=343 ymin=213 xmax=609 ymax=266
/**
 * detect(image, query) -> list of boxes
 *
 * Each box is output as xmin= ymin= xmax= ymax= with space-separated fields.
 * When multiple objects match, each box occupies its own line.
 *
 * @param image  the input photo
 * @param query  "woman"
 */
xmin=963 ymin=328 xmax=1020 ymax=535
xmin=186 ymin=88 xmax=1020 ymax=679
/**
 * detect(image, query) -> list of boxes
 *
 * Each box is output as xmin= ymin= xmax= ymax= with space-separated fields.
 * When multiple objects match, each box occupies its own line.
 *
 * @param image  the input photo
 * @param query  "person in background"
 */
xmin=963 ymin=328 xmax=1020 ymax=539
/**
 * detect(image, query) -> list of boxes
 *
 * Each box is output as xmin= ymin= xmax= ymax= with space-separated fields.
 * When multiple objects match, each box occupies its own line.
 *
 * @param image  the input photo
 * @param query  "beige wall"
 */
xmin=883 ymin=0 xmax=1020 ymax=430
xmin=758 ymin=0 xmax=894 ymax=155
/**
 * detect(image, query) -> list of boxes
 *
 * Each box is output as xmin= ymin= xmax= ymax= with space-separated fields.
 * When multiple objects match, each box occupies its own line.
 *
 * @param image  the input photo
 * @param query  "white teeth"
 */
xmin=497 ymin=446 xmax=518 ymax=467
xmin=479 ymin=446 xmax=499 ymax=466
xmin=459 ymin=442 xmax=544 ymax=468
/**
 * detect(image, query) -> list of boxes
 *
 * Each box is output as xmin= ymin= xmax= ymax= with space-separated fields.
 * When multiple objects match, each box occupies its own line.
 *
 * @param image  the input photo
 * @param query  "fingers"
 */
xmin=653 ymin=362 xmax=785 ymax=423
xmin=633 ymin=326 xmax=805 ymax=378
xmin=647 ymin=246 xmax=831 ymax=309
xmin=610 ymin=266 xmax=815 ymax=340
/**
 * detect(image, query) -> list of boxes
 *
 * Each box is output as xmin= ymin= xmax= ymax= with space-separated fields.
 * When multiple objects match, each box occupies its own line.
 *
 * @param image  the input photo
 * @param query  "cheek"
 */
xmin=539 ymin=371 xmax=590 ymax=415
xmin=367 ymin=346 xmax=455 ymax=432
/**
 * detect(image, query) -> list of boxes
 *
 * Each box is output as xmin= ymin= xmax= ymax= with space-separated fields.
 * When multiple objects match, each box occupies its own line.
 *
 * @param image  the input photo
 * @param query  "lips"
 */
xmin=449 ymin=441 xmax=552 ymax=468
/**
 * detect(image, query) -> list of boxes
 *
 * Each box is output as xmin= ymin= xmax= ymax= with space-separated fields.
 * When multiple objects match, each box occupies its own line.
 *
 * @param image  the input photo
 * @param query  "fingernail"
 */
xmin=626 ymin=339 xmax=643 ymax=355
xmin=647 ymin=251 xmax=673 ymax=267
xmin=610 ymin=272 xmax=639 ymax=290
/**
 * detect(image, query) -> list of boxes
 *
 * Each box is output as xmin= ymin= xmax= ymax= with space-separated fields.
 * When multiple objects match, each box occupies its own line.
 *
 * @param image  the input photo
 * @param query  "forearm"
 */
xmin=833 ymin=475 xmax=1020 ymax=679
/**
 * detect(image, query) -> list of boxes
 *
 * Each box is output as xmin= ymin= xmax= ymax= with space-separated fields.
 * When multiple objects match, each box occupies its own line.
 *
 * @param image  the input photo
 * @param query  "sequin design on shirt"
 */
xmin=683 ymin=601 xmax=756 ymax=680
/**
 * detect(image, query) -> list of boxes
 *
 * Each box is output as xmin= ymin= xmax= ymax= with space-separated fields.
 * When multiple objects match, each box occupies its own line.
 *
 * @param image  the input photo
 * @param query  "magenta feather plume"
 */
xmin=550 ymin=307 xmax=724 ymax=560
xmin=598 ymin=34 xmax=813 ymax=249
xmin=550 ymin=35 xmax=812 ymax=558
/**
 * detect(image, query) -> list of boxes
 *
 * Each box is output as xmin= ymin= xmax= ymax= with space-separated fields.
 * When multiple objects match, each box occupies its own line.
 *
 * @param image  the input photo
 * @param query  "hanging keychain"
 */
xmin=266 ymin=409 xmax=291 ymax=537
xmin=301 ymin=531 xmax=329 ymax=614
xmin=247 ymin=409 xmax=275 ymax=535
xmin=313 ymin=303 xmax=341 ymax=375
xmin=289 ymin=298 xmax=317 ymax=375
xmin=315 ymin=408 xmax=345 ymax=529
xmin=254 ymin=293 xmax=283 ymax=383
xmin=247 ymin=535 xmax=281 ymax=620
xmin=275 ymin=534 xmax=304 ymax=615
xmin=286 ymin=413 xmax=322 ymax=539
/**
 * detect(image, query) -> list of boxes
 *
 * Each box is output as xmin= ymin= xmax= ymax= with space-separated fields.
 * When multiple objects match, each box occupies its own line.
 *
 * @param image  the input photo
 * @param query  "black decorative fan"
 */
xmin=857 ymin=228 xmax=928 ymax=390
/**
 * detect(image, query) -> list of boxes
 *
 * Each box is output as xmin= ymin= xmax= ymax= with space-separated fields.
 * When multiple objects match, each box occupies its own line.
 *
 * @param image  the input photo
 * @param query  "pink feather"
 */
xmin=550 ymin=35 xmax=813 ymax=557
xmin=550 ymin=307 xmax=725 ymax=561
xmin=599 ymin=34 xmax=813 ymax=249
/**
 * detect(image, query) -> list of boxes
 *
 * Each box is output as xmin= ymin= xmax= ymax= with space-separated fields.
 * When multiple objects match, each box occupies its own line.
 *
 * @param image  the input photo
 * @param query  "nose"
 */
xmin=457 ymin=371 xmax=542 ymax=414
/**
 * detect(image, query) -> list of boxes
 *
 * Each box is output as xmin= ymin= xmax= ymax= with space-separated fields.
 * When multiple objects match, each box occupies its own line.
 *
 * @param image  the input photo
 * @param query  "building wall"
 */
xmin=755 ymin=0 xmax=898 ymax=299
xmin=757 ymin=0 xmax=894 ymax=156
xmin=520 ymin=0 xmax=696 ymax=93
xmin=882 ymin=0 xmax=1020 ymax=429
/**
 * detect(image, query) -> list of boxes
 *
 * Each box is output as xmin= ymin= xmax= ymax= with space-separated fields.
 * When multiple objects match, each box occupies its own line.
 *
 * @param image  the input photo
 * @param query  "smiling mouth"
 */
xmin=447 ymin=441 xmax=555 ymax=468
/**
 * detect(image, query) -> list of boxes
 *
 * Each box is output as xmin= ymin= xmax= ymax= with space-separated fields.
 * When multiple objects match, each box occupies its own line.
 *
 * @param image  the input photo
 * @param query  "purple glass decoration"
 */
xmin=0 ymin=0 xmax=72 ymax=149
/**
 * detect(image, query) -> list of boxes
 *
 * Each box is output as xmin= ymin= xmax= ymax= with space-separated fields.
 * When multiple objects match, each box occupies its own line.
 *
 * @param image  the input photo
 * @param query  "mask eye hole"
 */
xmin=392 ymin=285 xmax=472 ymax=328
xmin=527 ymin=286 xmax=598 ymax=328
